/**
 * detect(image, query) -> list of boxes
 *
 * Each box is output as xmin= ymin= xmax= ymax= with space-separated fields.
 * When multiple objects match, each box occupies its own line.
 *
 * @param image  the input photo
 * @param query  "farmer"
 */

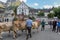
xmin=26 ymin=17 xmax=33 ymax=39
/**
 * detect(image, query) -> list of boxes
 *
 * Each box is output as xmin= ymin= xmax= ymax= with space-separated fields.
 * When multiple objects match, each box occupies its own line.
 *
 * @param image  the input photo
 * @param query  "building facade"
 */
xmin=0 ymin=9 xmax=14 ymax=22
xmin=17 ymin=2 xmax=29 ymax=15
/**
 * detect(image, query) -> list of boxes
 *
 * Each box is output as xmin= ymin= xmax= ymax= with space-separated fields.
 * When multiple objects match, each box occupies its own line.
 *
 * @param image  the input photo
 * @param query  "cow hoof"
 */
xmin=13 ymin=36 xmax=17 ymax=39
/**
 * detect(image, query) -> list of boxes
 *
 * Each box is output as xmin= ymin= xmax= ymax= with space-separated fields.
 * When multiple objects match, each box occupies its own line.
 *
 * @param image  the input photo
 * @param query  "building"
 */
xmin=17 ymin=2 xmax=29 ymax=15
xmin=4 ymin=10 xmax=14 ymax=22
xmin=0 ymin=8 xmax=14 ymax=22
xmin=0 ymin=8 xmax=5 ymax=22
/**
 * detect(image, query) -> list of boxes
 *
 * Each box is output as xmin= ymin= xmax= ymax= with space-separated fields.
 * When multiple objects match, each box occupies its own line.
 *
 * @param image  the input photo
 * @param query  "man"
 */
xmin=41 ymin=19 xmax=45 ymax=31
xmin=56 ymin=20 xmax=60 ymax=33
xmin=26 ymin=17 xmax=33 ymax=39
xmin=52 ymin=19 xmax=57 ymax=32
xmin=49 ymin=21 xmax=53 ymax=29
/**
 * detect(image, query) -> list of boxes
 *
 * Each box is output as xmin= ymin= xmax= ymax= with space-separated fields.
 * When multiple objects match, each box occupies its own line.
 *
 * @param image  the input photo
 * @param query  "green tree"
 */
xmin=47 ymin=13 xmax=54 ymax=18
xmin=13 ymin=6 xmax=18 ymax=16
xmin=37 ymin=11 xmax=44 ymax=17
xmin=53 ymin=7 xmax=60 ymax=19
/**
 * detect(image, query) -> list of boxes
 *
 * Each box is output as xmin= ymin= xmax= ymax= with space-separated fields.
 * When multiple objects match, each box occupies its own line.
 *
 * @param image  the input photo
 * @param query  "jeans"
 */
xmin=26 ymin=27 xmax=32 ymax=39
xmin=57 ymin=27 xmax=60 ymax=32
xmin=52 ymin=25 xmax=56 ymax=32
xmin=41 ymin=25 xmax=45 ymax=31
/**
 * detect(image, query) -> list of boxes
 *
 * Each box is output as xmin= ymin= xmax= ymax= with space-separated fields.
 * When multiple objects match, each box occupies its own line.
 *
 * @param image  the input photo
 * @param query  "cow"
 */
xmin=0 ymin=22 xmax=13 ymax=39
xmin=12 ymin=20 xmax=40 ymax=38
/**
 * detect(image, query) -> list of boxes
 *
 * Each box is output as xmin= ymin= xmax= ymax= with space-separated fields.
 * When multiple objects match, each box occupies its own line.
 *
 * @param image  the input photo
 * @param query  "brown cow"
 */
xmin=12 ymin=20 xmax=40 ymax=38
xmin=0 ymin=22 xmax=13 ymax=39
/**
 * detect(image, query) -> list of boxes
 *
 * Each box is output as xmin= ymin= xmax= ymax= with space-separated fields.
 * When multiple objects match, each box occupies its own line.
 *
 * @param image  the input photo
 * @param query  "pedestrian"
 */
xmin=52 ymin=19 xmax=57 ymax=32
xmin=26 ymin=17 xmax=33 ymax=40
xmin=56 ymin=20 xmax=60 ymax=34
xmin=41 ymin=19 xmax=45 ymax=31
xmin=49 ymin=21 xmax=53 ymax=29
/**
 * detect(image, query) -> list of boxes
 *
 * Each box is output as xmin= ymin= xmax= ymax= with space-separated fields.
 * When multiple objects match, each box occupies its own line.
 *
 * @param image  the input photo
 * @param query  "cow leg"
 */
xmin=0 ymin=32 xmax=2 ymax=39
xmin=9 ymin=30 xmax=11 ymax=33
xmin=21 ymin=30 xmax=23 ymax=32
xmin=8 ymin=30 xmax=11 ymax=36
xmin=13 ymin=31 xmax=17 ymax=39
xmin=37 ymin=27 xmax=39 ymax=32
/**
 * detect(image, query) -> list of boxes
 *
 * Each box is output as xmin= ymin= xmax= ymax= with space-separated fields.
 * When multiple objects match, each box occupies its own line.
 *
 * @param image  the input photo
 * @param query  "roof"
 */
xmin=41 ymin=9 xmax=53 ymax=12
xmin=18 ymin=1 xmax=29 ymax=9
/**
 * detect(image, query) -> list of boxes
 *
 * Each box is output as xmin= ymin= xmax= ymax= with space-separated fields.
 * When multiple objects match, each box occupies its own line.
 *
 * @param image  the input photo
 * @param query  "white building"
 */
xmin=17 ymin=2 xmax=29 ymax=15
xmin=0 ymin=9 xmax=14 ymax=22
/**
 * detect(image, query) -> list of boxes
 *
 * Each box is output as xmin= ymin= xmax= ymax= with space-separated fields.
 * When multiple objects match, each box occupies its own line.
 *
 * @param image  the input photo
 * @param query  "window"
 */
xmin=7 ymin=19 xmax=9 ymax=22
xmin=25 ymin=9 xmax=26 ymax=12
xmin=5 ymin=18 xmax=9 ymax=22
xmin=19 ymin=9 xmax=21 ymax=12
xmin=22 ymin=9 xmax=23 ymax=12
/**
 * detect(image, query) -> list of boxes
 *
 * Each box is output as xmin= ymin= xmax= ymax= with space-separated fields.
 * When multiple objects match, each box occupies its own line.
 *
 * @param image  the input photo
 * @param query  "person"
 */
xmin=49 ymin=21 xmax=53 ymax=29
xmin=56 ymin=20 xmax=60 ymax=33
xmin=41 ymin=19 xmax=45 ymax=31
xmin=26 ymin=17 xmax=33 ymax=39
xmin=52 ymin=19 xmax=57 ymax=32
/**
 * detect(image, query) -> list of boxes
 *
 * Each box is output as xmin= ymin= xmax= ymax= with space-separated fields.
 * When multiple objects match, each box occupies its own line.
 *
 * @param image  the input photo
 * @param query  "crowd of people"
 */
xmin=48 ymin=19 xmax=60 ymax=33
xmin=26 ymin=17 xmax=60 ymax=40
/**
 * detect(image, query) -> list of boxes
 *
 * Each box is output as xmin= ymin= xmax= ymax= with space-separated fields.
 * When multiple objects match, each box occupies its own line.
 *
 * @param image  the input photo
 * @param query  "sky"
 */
xmin=0 ymin=0 xmax=60 ymax=9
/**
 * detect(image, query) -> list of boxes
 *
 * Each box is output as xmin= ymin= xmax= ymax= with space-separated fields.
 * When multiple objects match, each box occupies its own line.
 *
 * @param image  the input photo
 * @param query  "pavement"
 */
xmin=0 ymin=25 xmax=60 ymax=40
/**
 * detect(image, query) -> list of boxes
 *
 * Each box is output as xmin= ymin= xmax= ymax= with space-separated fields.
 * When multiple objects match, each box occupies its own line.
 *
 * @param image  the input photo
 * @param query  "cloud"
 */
xmin=34 ymin=3 xmax=39 ymax=6
xmin=54 ymin=4 xmax=60 ymax=8
xmin=43 ymin=5 xmax=53 ymax=9
xmin=20 ymin=0 xmax=27 ymax=2
xmin=43 ymin=4 xmax=60 ymax=9
xmin=53 ymin=2 xmax=60 ymax=8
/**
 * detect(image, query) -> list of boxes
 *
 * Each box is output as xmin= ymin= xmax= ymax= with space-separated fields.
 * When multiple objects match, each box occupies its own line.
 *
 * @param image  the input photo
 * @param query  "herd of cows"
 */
xmin=0 ymin=19 xmax=40 ymax=39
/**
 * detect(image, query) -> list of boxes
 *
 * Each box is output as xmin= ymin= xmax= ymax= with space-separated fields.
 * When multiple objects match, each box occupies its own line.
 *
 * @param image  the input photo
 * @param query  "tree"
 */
xmin=37 ymin=11 xmax=44 ymax=17
xmin=53 ymin=7 xmax=60 ymax=19
xmin=47 ymin=13 xmax=54 ymax=18
xmin=13 ymin=6 xmax=18 ymax=16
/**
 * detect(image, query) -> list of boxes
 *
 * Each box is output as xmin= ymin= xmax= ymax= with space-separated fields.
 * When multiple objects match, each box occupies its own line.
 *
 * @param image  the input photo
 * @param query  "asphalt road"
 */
xmin=0 ymin=25 xmax=60 ymax=40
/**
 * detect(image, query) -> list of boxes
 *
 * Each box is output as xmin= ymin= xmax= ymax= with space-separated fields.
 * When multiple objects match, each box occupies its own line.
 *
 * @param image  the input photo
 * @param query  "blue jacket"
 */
xmin=26 ymin=19 xmax=33 ymax=27
xmin=57 ymin=22 xmax=60 ymax=27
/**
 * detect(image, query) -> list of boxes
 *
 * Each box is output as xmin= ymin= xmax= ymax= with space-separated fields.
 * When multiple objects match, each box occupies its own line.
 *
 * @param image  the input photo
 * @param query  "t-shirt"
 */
xmin=26 ymin=19 xmax=33 ymax=27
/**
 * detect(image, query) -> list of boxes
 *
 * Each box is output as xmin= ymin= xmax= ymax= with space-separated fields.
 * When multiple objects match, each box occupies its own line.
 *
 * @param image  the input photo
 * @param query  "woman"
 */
xmin=41 ymin=19 xmax=45 ymax=31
